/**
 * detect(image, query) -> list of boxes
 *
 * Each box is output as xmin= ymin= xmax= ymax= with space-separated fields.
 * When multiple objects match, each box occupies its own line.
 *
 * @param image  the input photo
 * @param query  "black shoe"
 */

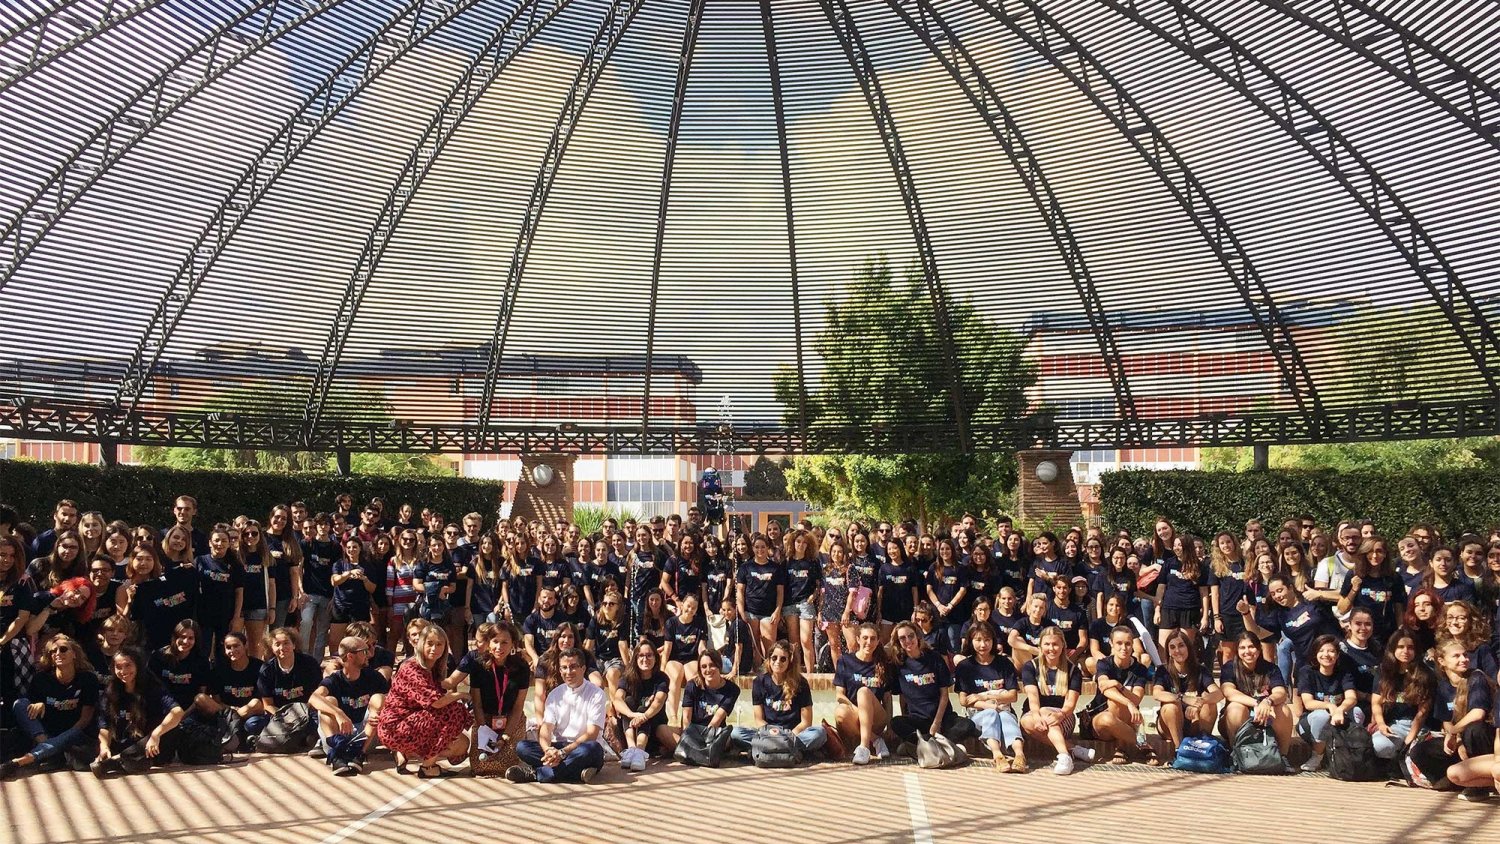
xmin=504 ymin=763 xmax=537 ymax=783
xmin=1461 ymin=787 xmax=1492 ymax=803
xmin=333 ymin=762 xmax=357 ymax=777
xmin=349 ymin=753 xmax=366 ymax=775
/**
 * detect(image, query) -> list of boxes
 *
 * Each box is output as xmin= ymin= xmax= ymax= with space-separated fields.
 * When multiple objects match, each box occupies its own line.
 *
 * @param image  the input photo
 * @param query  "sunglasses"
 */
xmin=768 ymin=655 xmax=789 ymax=663
xmin=48 ymin=646 xmax=70 ymax=655
xmin=243 ymin=531 xmax=260 ymax=538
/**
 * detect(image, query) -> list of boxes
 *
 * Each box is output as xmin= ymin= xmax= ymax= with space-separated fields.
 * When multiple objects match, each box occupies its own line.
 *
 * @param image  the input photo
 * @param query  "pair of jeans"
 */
xmin=11 ymin=698 xmax=89 ymax=762
xmin=1297 ymin=706 xmax=1366 ymax=746
xmin=516 ymin=739 xmax=605 ymax=783
xmin=729 ymin=724 xmax=828 ymax=752
xmin=300 ymin=594 xmax=332 ymax=657
xmin=970 ymin=708 xmax=1022 ymax=746
xmin=939 ymin=622 xmax=965 ymax=656
xmin=1276 ymin=635 xmax=1299 ymax=686
xmin=1370 ymin=718 xmax=1414 ymax=759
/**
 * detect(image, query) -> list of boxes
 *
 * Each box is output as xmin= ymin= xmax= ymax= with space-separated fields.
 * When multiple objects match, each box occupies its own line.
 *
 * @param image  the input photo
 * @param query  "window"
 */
xmin=607 ymin=480 xmax=673 ymax=502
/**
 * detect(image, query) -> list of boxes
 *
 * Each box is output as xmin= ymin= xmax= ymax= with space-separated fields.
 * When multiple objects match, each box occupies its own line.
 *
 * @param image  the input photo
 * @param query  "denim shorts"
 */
xmin=782 ymin=600 xmax=817 ymax=621
xmin=242 ymin=609 xmax=269 ymax=622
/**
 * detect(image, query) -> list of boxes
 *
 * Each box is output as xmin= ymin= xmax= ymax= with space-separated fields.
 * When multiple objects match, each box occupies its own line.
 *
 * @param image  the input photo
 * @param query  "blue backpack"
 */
xmin=1171 ymin=735 xmax=1229 ymax=773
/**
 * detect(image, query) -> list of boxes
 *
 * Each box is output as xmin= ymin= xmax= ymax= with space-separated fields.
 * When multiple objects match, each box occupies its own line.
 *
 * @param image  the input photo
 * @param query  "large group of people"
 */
xmin=1 ymin=493 xmax=1499 ymax=799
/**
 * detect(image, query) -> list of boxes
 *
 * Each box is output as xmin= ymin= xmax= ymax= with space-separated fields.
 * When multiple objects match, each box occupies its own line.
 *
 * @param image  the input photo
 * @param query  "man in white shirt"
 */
xmin=508 ymin=649 xmax=606 ymax=783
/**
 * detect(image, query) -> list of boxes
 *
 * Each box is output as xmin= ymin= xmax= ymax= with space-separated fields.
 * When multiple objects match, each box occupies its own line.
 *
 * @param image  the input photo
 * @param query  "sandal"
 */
xmin=395 ymin=755 xmax=416 ymax=776
xmin=992 ymin=754 xmax=1011 ymax=773
xmin=1010 ymin=753 xmax=1028 ymax=774
xmin=1109 ymin=749 xmax=1129 ymax=765
xmin=418 ymin=764 xmax=455 ymax=779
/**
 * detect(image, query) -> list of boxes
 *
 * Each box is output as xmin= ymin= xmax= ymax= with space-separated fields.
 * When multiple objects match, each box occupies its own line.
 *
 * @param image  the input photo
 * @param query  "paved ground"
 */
xmin=5 ymin=752 xmax=1499 ymax=844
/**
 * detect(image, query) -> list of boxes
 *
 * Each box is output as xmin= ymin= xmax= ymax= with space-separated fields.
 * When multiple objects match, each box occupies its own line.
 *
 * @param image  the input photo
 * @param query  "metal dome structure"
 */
xmin=1 ymin=0 xmax=1498 ymax=455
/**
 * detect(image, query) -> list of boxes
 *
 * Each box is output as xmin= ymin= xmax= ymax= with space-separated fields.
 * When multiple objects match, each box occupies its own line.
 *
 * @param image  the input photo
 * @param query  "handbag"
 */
xmin=1230 ymin=720 xmax=1286 ymax=775
xmin=915 ymin=732 xmax=968 ymax=769
xmin=849 ymin=585 xmax=873 ymax=620
xmin=749 ymin=726 xmax=804 ymax=768
xmin=1076 ymin=697 xmax=1107 ymax=741
xmin=674 ymin=723 xmax=732 ymax=767
xmin=1170 ymin=735 xmax=1228 ymax=773
xmin=821 ymin=719 xmax=848 ymax=762
xmin=472 ymin=667 xmax=521 ymax=776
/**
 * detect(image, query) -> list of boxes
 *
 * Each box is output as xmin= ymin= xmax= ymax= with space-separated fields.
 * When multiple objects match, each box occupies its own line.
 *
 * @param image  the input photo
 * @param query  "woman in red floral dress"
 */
xmin=379 ymin=627 xmax=470 ymax=778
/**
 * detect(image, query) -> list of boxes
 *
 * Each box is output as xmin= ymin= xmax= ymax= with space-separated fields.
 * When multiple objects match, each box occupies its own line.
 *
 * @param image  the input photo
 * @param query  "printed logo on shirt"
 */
xmin=1361 ymin=588 xmax=1391 ymax=603
xmin=678 ymin=632 xmax=700 ymax=646
xmin=245 ymin=563 xmax=263 ymax=575
xmin=206 ymin=571 xmax=231 ymax=583
xmin=155 ymin=592 xmax=188 ymax=608
xmin=0 ymin=593 xmax=11 ymax=607
xmin=888 ymin=575 xmax=908 ymax=585
xmin=224 ymin=684 xmax=255 ymax=699
xmin=766 ymin=696 xmax=793 ymax=713
xmin=283 ymin=685 xmax=306 ymax=699
xmin=970 ymin=580 xmax=986 ymax=590
xmin=341 ymin=693 xmax=374 ymax=710
xmin=46 ymin=695 xmax=80 ymax=711
xmin=975 ymin=677 xmax=1008 ymax=692
xmin=941 ymin=576 xmax=957 ymax=585
xmin=750 ymin=571 xmax=774 ymax=582
xmin=790 ymin=567 xmax=809 ymax=578
xmin=849 ymin=671 xmax=880 ymax=690
xmin=903 ymin=670 xmax=938 ymax=687
xmin=1285 ymin=610 xmax=1311 ymax=629
xmin=162 ymin=670 xmax=194 ymax=685
xmin=825 ymin=575 xmax=845 ymax=588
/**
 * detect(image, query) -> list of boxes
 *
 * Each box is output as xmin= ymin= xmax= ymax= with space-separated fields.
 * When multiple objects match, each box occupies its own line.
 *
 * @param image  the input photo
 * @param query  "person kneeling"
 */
xmin=510 ymin=648 xmax=607 ymax=783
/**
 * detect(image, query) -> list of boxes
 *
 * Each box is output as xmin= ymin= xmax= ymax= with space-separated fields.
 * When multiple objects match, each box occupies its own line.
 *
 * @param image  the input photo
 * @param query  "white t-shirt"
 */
xmin=543 ymin=679 xmax=608 ymax=743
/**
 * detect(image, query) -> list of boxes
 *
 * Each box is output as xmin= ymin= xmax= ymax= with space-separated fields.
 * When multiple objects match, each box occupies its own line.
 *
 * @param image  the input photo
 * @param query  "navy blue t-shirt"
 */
xmin=301 ymin=539 xmax=338 ymax=598
xmin=239 ymin=549 xmax=269 ymax=613
xmin=540 ymin=557 xmax=576 ymax=591
xmin=753 ymin=672 xmax=813 ymax=729
xmin=256 ymin=653 xmax=323 ymax=706
xmin=953 ymin=655 xmax=1019 ymax=698
xmin=1021 ymin=661 xmax=1082 ymax=710
xmin=1296 ymin=664 xmax=1355 ymax=703
xmin=628 ymin=548 xmax=666 ymax=602
xmin=1219 ymin=658 xmax=1287 ymax=699
xmin=194 ymin=553 xmax=242 ymax=625
xmin=665 ymin=557 xmax=706 ymax=608
xmin=0 ymin=577 xmax=35 ymax=629
xmin=664 ymin=614 xmax=708 ymax=663
xmin=1428 ymin=671 xmax=1494 ymax=731
xmin=131 ymin=566 xmax=199 ymax=651
xmin=583 ymin=559 xmax=624 ymax=602
xmin=506 ymin=556 xmax=539 ymax=620
xmin=332 ymin=558 xmax=374 ymax=617
xmin=1028 ymin=557 xmax=1071 ymax=597
xmin=522 ymin=610 xmax=561 ymax=652
xmin=319 ymin=668 xmax=390 ymax=723
xmin=588 ymin=618 xmax=626 ymax=664
xmin=620 ymin=671 xmax=669 ymax=713
xmin=211 ymin=658 xmax=263 ymax=707
xmin=702 ymin=559 xmax=733 ymax=614
xmin=1096 ymin=657 xmax=1151 ymax=690
xmin=1045 ymin=603 xmax=1088 ymax=649
xmin=737 ymin=561 xmax=785 ymax=616
xmin=1338 ymin=640 xmax=1382 ymax=701
xmin=960 ymin=564 xmax=999 ymax=616
xmin=926 ymin=564 xmax=967 ymax=612
xmin=1339 ymin=574 xmax=1406 ymax=635
xmin=783 ymin=556 xmax=821 ymax=605
xmin=1256 ymin=600 xmax=1330 ymax=662
xmin=836 ymin=652 xmax=889 ymax=700
xmin=1432 ymin=578 xmax=1476 ymax=606
xmin=894 ymin=649 xmax=952 ymax=722
xmin=1152 ymin=663 xmax=1216 ymax=695
xmin=878 ymin=560 xmax=920 ymax=622
xmin=1160 ymin=558 xmax=1207 ymax=611
xmin=849 ymin=554 xmax=879 ymax=587
xmin=1208 ymin=562 xmax=1246 ymax=617
xmin=27 ymin=669 xmax=100 ymax=736
xmin=681 ymin=678 xmax=740 ymax=727
xmin=149 ymin=648 xmax=211 ymax=709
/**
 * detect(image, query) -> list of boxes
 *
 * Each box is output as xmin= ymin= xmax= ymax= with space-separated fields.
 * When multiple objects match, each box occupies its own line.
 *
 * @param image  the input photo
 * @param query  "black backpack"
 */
xmin=1325 ymin=720 xmax=1382 ymax=781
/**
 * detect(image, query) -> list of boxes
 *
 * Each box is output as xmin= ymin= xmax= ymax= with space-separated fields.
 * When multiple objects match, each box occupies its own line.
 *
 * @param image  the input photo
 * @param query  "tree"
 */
xmin=134 ymin=384 xmax=447 ymax=477
xmin=742 ymin=456 xmax=789 ymax=500
xmin=775 ymin=259 xmax=1037 ymax=524
xmin=1201 ymin=438 xmax=1500 ymax=472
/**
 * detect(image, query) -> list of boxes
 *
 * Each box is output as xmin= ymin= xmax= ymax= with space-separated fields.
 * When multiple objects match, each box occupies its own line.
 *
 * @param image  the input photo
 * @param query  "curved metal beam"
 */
xmin=971 ymin=0 xmax=1319 ymax=416
xmin=887 ymin=0 xmax=1137 ymax=422
xmin=1254 ymin=0 xmax=1500 ymax=152
xmin=759 ymin=0 xmax=808 ymax=433
xmin=0 ymin=0 xmax=350 ymax=295
xmin=113 ymin=0 xmax=498 ymax=415
xmin=0 ymin=0 xmax=165 ymax=97
xmin=473 ymin=0 xmax=646 ymax=438
xmin=1103 ymin=0 xmax=1500 ymax=396
xmin=641 ymin=0 xmax=706 ymax=435
xmin=299 ymin=0 xmax=572 ymax=437
xmin=814 ymin=0 xmax=971 ymax=448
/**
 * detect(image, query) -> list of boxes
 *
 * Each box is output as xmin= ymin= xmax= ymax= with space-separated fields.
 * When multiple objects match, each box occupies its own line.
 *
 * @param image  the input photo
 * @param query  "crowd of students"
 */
xmin=1 ymin=493 xmax=1498 ymax=797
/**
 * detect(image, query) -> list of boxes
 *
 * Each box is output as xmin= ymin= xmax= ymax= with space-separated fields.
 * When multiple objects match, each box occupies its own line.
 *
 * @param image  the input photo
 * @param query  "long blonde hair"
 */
xmin=1031 ymin=626 xmax=1072 ymax=697
xmin=765 ymin=639 xmax=804 ymax=711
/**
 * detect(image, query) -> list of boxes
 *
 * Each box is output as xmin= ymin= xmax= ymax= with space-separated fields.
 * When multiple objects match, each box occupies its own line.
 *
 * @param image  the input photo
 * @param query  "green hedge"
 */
xmin=1099 ymin=468 xmax=1500 ymax=540
xmin=0 ymin=460 xmax=507 ymax=529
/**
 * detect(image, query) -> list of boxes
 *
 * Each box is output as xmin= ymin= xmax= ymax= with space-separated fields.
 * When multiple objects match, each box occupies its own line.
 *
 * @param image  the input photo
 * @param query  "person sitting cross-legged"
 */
xmin=508 ymin=647 xmax=607 ymax=784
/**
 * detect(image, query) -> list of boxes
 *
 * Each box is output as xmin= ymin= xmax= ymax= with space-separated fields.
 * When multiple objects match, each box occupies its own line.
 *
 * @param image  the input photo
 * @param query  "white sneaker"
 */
xmin=630 ymin=749 xmax=648 ymax=772
xmin=873 ymin=737 xmax=891 ymax=760
xmin=1300 ymin=752 xmax=1323 ymax=773
xmin=1052 ymin=754 xmax=1075 ymax=776
xmin=1070 ymin=745 xmax=1096 ymax=762
xmin=852 ymin=745 xmax=872 ymax=765
xmin=601 ymin=743 xmax=620 ymax=763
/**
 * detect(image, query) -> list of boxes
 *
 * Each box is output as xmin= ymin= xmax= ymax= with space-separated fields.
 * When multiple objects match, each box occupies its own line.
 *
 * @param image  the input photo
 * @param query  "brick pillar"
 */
xmin=512 ymin=455 xmax=574 ymax=524
xmin=1016 ymin=449 xmax=1081 ymax=528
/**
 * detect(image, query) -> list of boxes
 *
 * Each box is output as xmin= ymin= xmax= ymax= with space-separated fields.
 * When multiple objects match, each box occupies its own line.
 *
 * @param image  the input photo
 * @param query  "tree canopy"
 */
xmin=776 ymin=259 xmax=1035 ymax=524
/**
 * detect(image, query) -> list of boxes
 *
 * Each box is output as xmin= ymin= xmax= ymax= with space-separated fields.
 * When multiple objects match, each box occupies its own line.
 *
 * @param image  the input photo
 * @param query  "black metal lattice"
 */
xmin=0 ymin=0 xmax=1496 ymax=455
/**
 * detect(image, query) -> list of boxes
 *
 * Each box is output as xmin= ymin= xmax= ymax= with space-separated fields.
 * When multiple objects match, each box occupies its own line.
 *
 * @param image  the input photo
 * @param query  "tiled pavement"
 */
xmin=4 ymin=751 xmax=1498 ymax=844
